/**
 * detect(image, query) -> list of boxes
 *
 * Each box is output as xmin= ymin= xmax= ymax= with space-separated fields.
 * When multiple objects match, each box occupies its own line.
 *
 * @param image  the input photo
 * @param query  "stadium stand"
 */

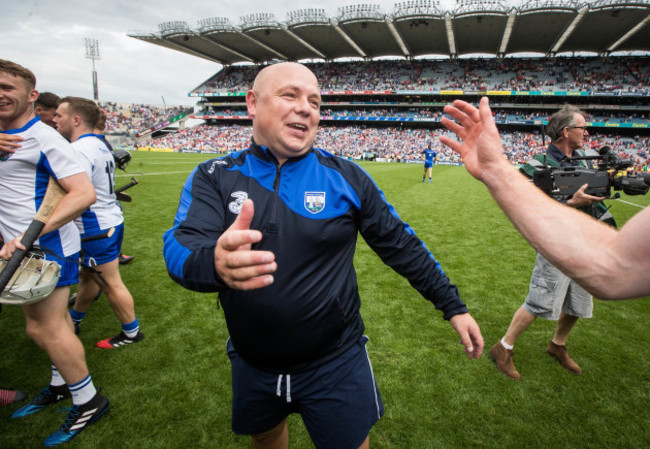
xmin=124 ymin=2 xmax=650 ymax=170
xmin=98 ymin=101 xmax=193 ymax=138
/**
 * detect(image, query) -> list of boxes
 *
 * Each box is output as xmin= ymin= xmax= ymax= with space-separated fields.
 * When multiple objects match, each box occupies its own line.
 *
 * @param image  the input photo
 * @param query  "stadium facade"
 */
xmin=127 ymin=0 xmax=649 ymax=156
xmin=129 ymin=0 xmax=650 ymax=62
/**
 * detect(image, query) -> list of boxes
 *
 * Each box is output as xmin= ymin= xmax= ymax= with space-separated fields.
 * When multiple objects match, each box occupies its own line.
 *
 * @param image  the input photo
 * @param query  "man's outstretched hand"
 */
xmin=440 ymin=97 xmax=506 ymax=182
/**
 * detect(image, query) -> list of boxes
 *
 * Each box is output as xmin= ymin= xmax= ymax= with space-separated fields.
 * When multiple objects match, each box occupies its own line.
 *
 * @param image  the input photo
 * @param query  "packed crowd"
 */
xmin=200 ymin=102 xmax=650 ymax=123
xmin=98 ymin=101 xmax=191 ymax=135
xmin=118 ymin=56 xmax=650 ymax=169
xmin=193 ymin=57 xmax=650 ymax=94
xmin=297 ymin=107 xmax=649 ymax=124
xmin=138 ymin=124 xmax=251 ymax=153
xmin=140 ymin=123 xmax=650 ymax=169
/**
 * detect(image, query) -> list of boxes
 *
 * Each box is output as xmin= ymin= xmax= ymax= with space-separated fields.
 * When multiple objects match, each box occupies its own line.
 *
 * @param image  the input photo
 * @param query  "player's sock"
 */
xmin=50 ymin=365 xmax=66 ymax=387
xmin=69 ymin=375 xmax=97 ymax=406
xmin=69 ymin=309 xmax=86 ymax=325
xmin=500 ymin=337 xmax=514 ymax=350
xmin=122 ymin=318 xmax=140 ymax=338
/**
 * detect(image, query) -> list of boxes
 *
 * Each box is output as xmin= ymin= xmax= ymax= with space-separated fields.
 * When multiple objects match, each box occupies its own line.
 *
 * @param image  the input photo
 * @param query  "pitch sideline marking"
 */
xmin=115 ymin=171 xmax=191 ymax=177
xmin=615 ymin=198 xmax=646 ymax=209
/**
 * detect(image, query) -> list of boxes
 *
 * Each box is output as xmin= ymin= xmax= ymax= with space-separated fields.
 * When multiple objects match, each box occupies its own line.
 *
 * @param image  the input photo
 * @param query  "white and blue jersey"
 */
xmin=72 ymin=133 xmax=123 ymax=236
xmin=422 ymin=149 xmax=436 ymax=167
xmin=0 ymin=117 xmax=83 ymax=258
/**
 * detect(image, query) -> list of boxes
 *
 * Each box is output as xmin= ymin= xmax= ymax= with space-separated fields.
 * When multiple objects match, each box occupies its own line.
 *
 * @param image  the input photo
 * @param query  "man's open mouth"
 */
xmin=288 ymin=123 xmax=307 ymax=132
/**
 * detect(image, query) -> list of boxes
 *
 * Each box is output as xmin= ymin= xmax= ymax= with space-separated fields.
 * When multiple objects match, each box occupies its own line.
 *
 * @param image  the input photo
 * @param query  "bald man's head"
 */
xmin=246 ymin=63 xmax=321 ymax=164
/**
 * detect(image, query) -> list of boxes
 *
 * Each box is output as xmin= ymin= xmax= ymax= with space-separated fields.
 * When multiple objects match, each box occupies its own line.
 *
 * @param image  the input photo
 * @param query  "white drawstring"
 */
xmin=286 ymin=375 xmax=291 ymax=403
xmin=275 ymin=374 xmax=292 ymax=403
xmin=276 ymin=375 xmax=283 ymax=397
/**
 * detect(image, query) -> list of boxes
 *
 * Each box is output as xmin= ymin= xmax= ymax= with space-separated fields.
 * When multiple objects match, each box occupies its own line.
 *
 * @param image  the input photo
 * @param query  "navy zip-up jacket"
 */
xmin=163 ymin=141 xmax=468 ymax=373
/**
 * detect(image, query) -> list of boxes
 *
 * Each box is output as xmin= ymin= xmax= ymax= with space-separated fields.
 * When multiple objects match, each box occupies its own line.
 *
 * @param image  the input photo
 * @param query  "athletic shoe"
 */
xmin=118 ymin=254 xmax=134 ymax=265
xmin=11 ymin=385 xmax=70 ymax=418
xmin=43 ymin=391 xmax=109 ymax=447
xmin=96 ymin=330 xmax=144 ymax=349
xmin=0 ymin=387 xmax=27 ymax=406
xmin=547 ymin=341 xmax=582 ymax=375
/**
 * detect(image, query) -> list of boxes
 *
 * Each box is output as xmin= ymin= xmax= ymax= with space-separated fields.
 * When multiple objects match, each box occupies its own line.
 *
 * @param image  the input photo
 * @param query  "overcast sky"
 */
xmin=4 ymin=0 xmax=468 ymax=106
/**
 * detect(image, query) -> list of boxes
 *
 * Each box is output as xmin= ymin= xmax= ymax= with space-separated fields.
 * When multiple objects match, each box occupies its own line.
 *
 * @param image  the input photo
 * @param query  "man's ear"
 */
xmin=29 ymin=89 xmax=39 ymax=104
xmin=560 ymin=126 xmax=569 ymax=140
xmin=245 ymin=90 xmax=256 ymax=118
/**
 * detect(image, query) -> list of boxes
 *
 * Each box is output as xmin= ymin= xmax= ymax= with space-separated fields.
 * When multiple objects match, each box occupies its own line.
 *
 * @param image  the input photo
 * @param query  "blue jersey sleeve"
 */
xmin=163 ymin=163 xmax=227 ymax=292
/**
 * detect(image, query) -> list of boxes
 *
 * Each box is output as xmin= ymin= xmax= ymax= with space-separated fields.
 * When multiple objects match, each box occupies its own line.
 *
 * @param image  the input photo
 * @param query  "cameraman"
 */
xmin=465 ymin=105 xmax=608 ymax=380
xmin=440 ymin=97 xmax=650 ymax=302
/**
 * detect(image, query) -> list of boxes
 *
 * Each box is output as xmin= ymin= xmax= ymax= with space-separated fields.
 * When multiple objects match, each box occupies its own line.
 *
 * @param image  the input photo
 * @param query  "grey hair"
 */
xmin=545 ymin=104 xmax=584 ymax=142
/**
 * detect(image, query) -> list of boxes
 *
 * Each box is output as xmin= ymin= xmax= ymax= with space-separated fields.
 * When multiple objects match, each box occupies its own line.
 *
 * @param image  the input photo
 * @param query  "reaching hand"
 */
xmin=0 ymin=233 xmax=26 ymax=260
xmin=567 ymin=184 xmax=604 ymax=208
xmin=449 ymin=313 xmax=484 ymax=360
xmin=0 ymin=133 xmax=23 ymax=159
xmin=439 ymin=97 xmax=506 ymax=182
xmin=214 ymin=199 xmax=277 ymax=290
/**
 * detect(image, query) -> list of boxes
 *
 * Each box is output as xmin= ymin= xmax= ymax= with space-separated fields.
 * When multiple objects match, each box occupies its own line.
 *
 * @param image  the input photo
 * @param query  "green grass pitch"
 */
xmin=1 ymin=151 xmax=648 ymax=448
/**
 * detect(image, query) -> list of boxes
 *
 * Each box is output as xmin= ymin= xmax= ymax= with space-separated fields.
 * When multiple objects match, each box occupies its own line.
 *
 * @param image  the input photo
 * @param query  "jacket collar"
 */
xmin=250 ymin=138 xmax=314 ymax=166
xmin=547 ymin=142 xmax=579 ymax=166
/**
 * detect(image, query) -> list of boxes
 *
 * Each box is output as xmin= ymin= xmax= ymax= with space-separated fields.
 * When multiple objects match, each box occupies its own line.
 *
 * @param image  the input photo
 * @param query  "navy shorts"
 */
xmin=81 ymin=223 xmax=124 ymax=266
xmin=227 ymin=335 xmax=384 ymax=449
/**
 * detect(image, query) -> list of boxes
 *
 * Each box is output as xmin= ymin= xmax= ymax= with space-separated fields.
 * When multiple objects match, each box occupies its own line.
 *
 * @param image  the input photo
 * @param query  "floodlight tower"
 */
xmin=84 ymin=38 xmax=100 ymax=101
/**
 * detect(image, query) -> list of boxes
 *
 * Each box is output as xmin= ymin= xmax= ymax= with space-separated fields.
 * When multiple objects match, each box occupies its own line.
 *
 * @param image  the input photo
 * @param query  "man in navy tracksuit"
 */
xmin=163 ymin=62 xmax=484 ymax=449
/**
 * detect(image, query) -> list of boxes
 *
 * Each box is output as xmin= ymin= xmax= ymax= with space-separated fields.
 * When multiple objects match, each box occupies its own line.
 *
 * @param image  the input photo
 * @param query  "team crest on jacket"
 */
xmin=304 ymin=192 xmax=325 ymax=214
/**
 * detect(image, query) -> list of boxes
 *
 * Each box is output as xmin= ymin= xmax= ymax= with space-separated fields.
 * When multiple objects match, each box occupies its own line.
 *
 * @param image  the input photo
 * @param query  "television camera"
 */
xmin=530 ymin=146 xmax=650 ymax=199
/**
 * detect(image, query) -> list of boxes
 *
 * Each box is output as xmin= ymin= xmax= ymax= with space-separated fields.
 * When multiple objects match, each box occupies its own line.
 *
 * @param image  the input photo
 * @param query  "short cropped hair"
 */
xmin=60 ymin=96 xmax=100 ymax=130
xmin=35 ymin=92 xmax=61 ymax=110
xmin=0 ymin=59 xmax=36 ymax=90
xmin=545 ymin=104 xmax=584 ymax=142
xmin=95 ymin=110 xmax=107 ymax=131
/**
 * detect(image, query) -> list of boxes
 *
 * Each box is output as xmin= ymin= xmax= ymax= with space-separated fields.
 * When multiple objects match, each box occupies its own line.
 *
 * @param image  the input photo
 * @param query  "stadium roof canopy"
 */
xmin=128 ymin=0 xmax=650 ymax=64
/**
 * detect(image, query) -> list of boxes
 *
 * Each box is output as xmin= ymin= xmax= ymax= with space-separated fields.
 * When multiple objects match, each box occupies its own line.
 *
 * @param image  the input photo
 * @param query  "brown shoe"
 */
xmin=489 ymin=341 xmax=520 ymax=380
xmin=547 ymin=341 xmax=582 ymax=375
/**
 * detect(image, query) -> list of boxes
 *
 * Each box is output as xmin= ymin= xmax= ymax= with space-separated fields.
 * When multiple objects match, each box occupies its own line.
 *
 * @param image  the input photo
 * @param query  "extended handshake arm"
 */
xmin=439 ymin=97 xmax=650 ymax=300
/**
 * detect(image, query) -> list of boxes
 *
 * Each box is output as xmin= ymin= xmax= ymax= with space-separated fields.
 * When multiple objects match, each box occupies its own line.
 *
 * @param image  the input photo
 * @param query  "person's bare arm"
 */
xmin=0 ymin=173 xmax=96 ymax=259
xmin=40 ymin=173 xmax=96 ymax=235
xmin=440 ymin=97 xmax=650 ymax=300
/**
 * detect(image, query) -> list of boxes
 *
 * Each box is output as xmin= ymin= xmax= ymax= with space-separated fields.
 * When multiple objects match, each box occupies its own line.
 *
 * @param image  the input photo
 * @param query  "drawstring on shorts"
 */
xmin=276 ymin=374 xmax=291 ymax=403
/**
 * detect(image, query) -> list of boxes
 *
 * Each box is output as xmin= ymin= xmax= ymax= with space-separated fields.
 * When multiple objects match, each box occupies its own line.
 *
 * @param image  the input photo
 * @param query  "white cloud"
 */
xmin=1 ymin=0 xmax=450 ymax=105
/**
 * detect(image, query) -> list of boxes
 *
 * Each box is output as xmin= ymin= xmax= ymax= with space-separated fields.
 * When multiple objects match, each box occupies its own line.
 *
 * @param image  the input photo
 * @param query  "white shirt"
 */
xmin=72 ymin=133 xmax=124 ymax=235
xmin=0 ymin=117 xmax=83 ymax=257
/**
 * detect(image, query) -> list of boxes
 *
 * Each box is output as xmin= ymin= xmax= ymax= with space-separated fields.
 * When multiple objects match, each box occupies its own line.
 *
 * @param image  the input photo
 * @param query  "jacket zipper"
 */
xmin=267 ymin=162 xmax=282 ymax=234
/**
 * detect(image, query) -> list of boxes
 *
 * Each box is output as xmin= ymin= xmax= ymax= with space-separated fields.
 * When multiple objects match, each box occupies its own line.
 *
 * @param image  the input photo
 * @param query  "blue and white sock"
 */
xmin=69 ymin=309 xmax=86 ymax=324
xmin=122 ymin=318 xmax=140 ymax=338
xmin=68 ymin=374 xmax=97 ymax=406
xmin=50 ymin=365 xmax=66 ymax=387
